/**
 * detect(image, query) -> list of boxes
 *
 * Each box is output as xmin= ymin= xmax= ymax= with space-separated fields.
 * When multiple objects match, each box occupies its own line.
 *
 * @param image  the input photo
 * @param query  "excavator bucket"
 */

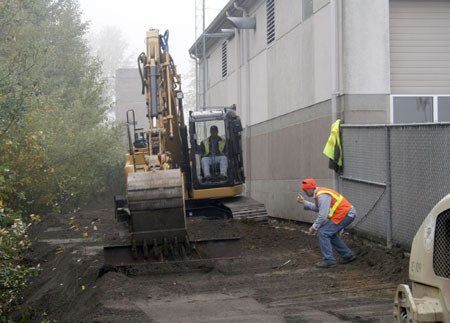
xmin=127 ymin=169 xmax=187 ymax=248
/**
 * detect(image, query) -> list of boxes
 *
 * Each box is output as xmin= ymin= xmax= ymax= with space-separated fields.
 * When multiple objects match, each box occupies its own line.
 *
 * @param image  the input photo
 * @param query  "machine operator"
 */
xmin=199 ymin=125 xmax=228 ymax=181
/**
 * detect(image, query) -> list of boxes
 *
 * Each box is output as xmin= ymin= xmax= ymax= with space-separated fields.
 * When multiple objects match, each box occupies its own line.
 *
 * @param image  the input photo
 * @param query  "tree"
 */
xmin=0 ymin=0 xmax=125 ymax=316
xmin=87 ymin=25 xmax=134 ymax=103
xmin=88 ymin=25 xmax=133 ymax=78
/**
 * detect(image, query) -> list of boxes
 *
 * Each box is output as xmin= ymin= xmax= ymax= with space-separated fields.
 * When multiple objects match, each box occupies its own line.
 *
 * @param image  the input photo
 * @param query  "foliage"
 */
xmin=87 ymin=25 xmax=134 ymax=107
xmin=0 ymin=208 xmax=40 ymax=316
xmin=88 ymin=25 xmax=133 ymax=78
xmin=0 ymin=0 xmax=126 ymax=317
xmin=0 ymin=0 xmax=124 ymax=213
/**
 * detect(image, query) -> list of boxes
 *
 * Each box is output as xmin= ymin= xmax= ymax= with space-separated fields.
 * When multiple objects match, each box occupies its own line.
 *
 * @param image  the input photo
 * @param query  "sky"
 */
xmin=78 ymin=0 xmax=229 ymax=77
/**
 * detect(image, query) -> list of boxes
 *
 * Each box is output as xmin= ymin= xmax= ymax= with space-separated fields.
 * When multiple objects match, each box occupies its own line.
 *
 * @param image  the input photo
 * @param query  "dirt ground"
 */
xmin=13 ymin=200 xmax=409 ymax=322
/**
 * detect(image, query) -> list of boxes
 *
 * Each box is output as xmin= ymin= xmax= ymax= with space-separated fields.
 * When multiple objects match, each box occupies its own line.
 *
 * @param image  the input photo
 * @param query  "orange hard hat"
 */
xmin=301 ymin=178 xmax=317 ymax=190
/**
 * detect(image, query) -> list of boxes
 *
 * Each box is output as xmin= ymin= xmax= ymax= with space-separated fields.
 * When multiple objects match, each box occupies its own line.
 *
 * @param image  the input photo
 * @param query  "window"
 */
xmin=438 ymin=97 xmax=450 ymax=122
xmin=195 ymin=120 xmax=226 ymax=143
xmin=266 ymin=0 xmax=275 ymax=45
xmin=221 ymin=41 xmax=227 ymax=78
xmin=391 ymin=95 xmax=450 ymax=123
xmin=302 ymin=0 xmax=314 ymax=21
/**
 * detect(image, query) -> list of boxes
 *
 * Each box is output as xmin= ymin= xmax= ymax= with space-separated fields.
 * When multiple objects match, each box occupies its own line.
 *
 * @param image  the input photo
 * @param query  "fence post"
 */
xmin=385 ymin=126 xmax=393 ymax=249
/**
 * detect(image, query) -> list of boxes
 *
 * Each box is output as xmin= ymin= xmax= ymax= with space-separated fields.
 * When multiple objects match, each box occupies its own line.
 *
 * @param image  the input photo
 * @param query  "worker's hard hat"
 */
xmin=210 ymin=125 xmax=218 ymax=132
xmin=301 ymin=178 xmax=317 ymax=190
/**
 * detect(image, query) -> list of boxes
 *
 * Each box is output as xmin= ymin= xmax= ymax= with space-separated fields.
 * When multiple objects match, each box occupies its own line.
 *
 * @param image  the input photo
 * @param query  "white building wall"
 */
xmin=207 ymin=71 xmax=238 ymax=107
xmin=244 ymin=0 xmax=333 ymax=122
xmin=248 ymin=3 xmax=268 ymax=65
xmin=203 ymin=36 xmax=239 ymax=107
xmin=207 ymin=41 xmax=223 ymax=90
xmin=305 ymin=5 xmax=332 ymax=108
xmin=249 ymin=52 xmax=268 ymax=124
xmin=276 ymin=0 xmax=302 ymax=36
xmin=343 ymin=0 xmax=391 ymax=94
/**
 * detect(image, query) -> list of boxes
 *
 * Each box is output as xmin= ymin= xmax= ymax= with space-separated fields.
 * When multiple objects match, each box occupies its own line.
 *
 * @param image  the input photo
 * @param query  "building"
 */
xmin=115 ymin=68 xmax=148 ymax=131
xmin=189 ymin=0 xmax=450 ymax=221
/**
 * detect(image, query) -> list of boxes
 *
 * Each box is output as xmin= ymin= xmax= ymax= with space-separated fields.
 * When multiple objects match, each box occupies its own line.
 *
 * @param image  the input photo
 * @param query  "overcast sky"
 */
xmin=78 ymin=0 xmax=229 ymax=76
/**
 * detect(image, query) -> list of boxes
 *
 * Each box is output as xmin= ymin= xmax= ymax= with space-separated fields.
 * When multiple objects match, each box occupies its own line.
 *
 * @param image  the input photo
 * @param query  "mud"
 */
xmin=14 ymin=201 xmax=409 ymax=322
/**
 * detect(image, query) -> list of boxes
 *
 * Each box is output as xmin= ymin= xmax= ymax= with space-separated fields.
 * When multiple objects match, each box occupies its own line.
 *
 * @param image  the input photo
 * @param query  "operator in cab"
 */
xmin=199 ymin=125 xmax=228 ymax=181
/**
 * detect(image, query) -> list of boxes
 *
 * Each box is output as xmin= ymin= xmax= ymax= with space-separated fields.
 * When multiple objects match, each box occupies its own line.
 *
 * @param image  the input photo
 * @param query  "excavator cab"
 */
xmin=188 ymin=107 xmax=245 ymax=192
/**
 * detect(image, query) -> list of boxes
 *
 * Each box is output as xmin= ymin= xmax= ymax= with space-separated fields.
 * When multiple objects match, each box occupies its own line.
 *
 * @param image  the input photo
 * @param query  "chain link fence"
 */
xmin=340 ymin=123 xmax=450 ymax=249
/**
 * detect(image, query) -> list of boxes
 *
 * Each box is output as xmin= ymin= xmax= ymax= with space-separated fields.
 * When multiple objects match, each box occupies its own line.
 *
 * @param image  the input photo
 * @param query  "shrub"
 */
xmin=0 ymin=208 xmax=40 ymax=316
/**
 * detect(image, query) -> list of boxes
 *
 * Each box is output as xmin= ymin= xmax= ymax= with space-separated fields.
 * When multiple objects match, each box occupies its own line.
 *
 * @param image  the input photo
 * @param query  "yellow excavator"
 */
xmin=104 ymin=29 xmax=266 ymax=266
xmin=393 ymin=194 xmax=450 ymax=322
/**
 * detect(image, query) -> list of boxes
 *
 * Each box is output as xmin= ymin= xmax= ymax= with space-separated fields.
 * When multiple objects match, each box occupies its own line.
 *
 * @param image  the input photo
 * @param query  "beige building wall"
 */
xmin=390 ymin=0 xmax=450 ymax=94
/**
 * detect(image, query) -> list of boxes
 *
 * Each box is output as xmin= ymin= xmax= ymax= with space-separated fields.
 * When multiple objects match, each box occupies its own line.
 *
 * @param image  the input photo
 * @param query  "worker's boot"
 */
xmin=315 ymin=261 xmax=336 ymax=268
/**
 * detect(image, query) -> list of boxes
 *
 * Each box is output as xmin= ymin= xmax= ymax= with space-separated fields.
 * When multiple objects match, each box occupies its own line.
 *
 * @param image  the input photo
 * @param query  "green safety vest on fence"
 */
xmin=323 ymin=119 xmax=343 ymax=172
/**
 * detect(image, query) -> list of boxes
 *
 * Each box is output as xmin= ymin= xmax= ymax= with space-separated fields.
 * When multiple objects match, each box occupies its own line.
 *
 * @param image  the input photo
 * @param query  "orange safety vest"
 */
xmin=315 ymin=187 xmax=352 ymax=224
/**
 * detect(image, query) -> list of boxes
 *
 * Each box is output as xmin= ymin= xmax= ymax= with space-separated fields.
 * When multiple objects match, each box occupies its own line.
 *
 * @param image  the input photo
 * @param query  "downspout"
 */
xmin=234 ymin=1 xmax=252 ymax=196
xmin=234 ymin=1 xmax=246 ymax=116
xmin=330 ymin=0 xmax=341 ymax=122
xmin=330 ymin=0 xmax=342 ymax=190
xmin=235 ymin=27 xmax=242 ymax=122
xmin=189 ymin=52 xmax=199 ymax=111
xmin=202 ymin=0 xmax=207 ymax=107
xmin=229 ymin=7 xmax=242 ymax=121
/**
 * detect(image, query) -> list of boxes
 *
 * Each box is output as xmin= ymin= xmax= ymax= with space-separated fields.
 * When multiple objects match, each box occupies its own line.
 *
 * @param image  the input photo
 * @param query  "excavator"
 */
xmin=104 ymin=28 xmax=266 ymax=267
xmin=393 ymin=194 xmax=450 ymax=322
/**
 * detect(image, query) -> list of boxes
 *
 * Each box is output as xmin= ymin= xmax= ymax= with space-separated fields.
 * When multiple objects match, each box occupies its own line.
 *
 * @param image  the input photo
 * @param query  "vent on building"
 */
xmin=433 ymin=209 xmax=450 ymax=279
xmin=221 ymin=41 xmax=227 ymax=78
xmin=302 ymin=0 xmax=313 ymax=21
xmin=266 ymin=0 xmax=275 ymax=45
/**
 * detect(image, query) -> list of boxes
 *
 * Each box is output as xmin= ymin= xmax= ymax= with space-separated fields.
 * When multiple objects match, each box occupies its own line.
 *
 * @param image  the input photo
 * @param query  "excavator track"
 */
xmin=221 ymin=196 xmax=269 ymax=222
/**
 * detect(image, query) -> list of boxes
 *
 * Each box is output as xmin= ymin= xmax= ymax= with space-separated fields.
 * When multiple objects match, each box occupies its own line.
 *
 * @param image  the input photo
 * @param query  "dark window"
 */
xmin=438 ymin=97 xmax=450 ymax=122
xmin=266 ymin=0 xmax=275 ymax=45
xmin=393 ymin=97 xmax=433 ymax=123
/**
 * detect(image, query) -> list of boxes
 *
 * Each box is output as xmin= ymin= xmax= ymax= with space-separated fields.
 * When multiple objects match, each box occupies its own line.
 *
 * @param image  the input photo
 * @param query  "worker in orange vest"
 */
xmin=297 ymin=178 xmax=357 ymax=268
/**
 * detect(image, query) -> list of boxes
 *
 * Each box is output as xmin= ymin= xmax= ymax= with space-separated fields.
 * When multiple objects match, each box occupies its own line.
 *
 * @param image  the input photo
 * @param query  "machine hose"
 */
xmin=137 ymin=52 xmax=146 ymax=95
xmin=160 ymin=30 xmax=170 ymax=53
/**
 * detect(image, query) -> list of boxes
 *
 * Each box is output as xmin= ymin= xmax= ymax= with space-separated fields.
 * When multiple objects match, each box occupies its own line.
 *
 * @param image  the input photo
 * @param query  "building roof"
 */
xmin=189 ymin=0 xmax=255 ymax=58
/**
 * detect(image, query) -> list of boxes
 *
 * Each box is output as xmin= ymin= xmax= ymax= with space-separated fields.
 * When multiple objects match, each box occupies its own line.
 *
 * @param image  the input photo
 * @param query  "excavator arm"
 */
xmin=105 ymin=29 xmax=189 ymax=265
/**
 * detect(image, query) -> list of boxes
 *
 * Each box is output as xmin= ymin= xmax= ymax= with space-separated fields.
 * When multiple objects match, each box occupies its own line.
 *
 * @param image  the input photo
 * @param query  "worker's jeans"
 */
xmin=318 ymin=214 xmax=355 ymax=265
xmin=201 ymin=155 xmax=228 ymax=177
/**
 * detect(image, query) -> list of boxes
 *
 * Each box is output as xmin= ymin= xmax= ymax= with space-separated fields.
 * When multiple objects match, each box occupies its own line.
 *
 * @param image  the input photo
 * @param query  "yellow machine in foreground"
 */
xmin=105 ymin=29 xmax=264 ymax=266
xmin=394 ymin=194 xmax=450 ymax=322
